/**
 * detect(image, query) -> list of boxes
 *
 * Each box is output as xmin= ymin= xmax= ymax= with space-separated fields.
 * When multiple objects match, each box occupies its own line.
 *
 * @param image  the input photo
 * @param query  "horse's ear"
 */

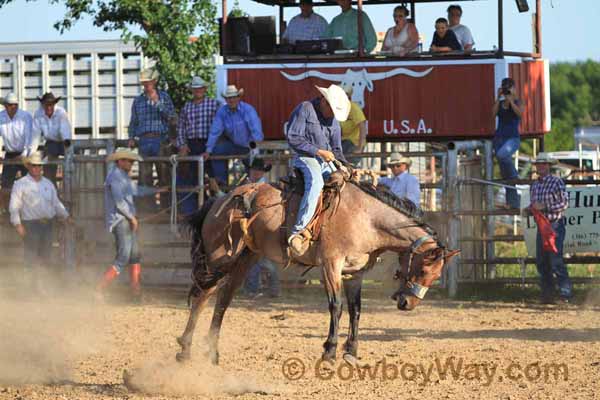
xmin=444 ymin=249 xmax=461 ymax=262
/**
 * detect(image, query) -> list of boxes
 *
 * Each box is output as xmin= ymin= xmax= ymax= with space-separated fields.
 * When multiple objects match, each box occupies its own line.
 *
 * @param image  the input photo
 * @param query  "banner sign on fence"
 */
xmin=521 ymin=186 xmax=600 ymax=256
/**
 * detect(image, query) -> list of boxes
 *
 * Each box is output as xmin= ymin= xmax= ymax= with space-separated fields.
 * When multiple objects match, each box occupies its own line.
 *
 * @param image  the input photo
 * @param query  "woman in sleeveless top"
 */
xmin=492 ymin=77 xmax=525 ymax=208
xmin=382 ymin=5 xmax=419 ymax=56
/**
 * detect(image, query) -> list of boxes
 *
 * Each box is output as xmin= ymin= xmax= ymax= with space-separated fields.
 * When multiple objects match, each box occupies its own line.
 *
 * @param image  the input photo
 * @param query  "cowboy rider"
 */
xmin=286 ymin=84 xmax=350 ymax=256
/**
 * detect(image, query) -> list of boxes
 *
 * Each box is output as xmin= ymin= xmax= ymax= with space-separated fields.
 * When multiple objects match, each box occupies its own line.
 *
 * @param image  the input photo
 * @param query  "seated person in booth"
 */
xmin=30 ymin=92 xmax=73 ymax=187
xmin=379 ymin=152 xmax=420 ymax=208
xmin=381 ymin=5 xmax=419 ymax=56
xmin=340 ymin=86 xmax=367 ymax=159
xmin=203 ymin=85 xmax=263 ymax=185
xmin=326 ymin=0 xmax=377 ymax=53
xmin=492 ymin=77 xmax=524 ymax=209
xmin=286 ymin=84 xmax=349 ymax=256
xmin=430 ymin=18 xmax=462 ymax=53
xmin=447 ymin=4 xmax=475 ymax=51
xmin=282 ymin=0 xmax=328 ymax=45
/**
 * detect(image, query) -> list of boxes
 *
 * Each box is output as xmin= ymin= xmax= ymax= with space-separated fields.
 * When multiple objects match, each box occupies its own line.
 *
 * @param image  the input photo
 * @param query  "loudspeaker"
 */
xmin=515 ymin=0 xmax=529 ymax=12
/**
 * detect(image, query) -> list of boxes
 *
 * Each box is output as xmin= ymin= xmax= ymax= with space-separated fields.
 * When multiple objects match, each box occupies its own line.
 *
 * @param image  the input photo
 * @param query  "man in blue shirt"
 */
xmin=96 ymin=149 xmax=167 ymax=301
xmin=379 ymin=153 xmax=420 ymax=207
xmin=128 ymin=68 xmax=176 ymax=210
xmin=202 ymin=85 xmax=263 ymax=184
xmin=286 ymin=84 xmax=350 ymax=256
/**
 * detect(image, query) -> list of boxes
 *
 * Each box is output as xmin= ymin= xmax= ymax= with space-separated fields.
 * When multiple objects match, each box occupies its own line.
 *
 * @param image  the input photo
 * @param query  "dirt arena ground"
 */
xmin=1 ymin=285 xmax=599 ymax=400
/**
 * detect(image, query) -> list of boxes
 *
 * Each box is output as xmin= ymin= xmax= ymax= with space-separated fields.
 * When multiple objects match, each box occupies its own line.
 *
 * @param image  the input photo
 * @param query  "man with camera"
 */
xmin=202 ymin=85 xmax=263 ymax=184
xmin=492 ymin=77 xmax=524 ymax=208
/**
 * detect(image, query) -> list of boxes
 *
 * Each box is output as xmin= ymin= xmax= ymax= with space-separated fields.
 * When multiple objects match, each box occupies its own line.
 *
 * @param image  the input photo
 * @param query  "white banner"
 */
xmin=521 ymin=186 xmax=600 ymax=256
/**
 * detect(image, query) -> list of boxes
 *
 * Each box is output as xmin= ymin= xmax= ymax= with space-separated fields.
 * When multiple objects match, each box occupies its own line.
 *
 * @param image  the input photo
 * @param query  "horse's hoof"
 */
xmin=175 ymin=351 xmax=190 ymax=363
xmin=321 ymin=352 xmax=336 ymax=362
xmin=343 ymin=353 xmax=359 ymax=367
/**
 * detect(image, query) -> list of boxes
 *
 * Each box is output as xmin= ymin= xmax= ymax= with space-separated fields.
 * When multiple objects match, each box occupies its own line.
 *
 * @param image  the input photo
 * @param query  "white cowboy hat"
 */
xmin=4 ymin=92 xmax=19 ymax=104
xmin=222 ymin=85 xmax=244 ymax=98
xmin=387 ymin=152 xmax=412 ymax=167
xmin=139 ymin=68 xmax=159 ymax=82
xmin=532 ymin=152 xmax=557 ymax=165
xmin=316 ymin=84 xmax=351 ymax=122
xmin=190 ymin=76 xmax=207 ymax=89
xmin=23 ymin=151 xmax=46 ymax=165
xmin=106 ymin=149 xmax=143 ymax=162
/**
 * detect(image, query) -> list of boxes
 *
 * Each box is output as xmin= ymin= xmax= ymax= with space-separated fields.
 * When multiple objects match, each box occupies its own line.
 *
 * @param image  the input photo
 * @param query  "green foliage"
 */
xmin=547 ymin=60 xmax=600 ymax=152
xmin=0 ymin=0 xmax=219 ymax=110
xmin=228 ymin=0 xmax=248 ymax=18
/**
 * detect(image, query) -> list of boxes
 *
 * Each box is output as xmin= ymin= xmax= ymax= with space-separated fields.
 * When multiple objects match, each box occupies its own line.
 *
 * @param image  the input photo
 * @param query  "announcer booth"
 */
xmin=216 ymin=0 xmax=550 ymax=142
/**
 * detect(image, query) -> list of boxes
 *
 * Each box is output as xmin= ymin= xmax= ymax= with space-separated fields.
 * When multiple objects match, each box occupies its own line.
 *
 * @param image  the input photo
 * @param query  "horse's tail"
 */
xmin=184 ymin=197 xmax=224 ymax=305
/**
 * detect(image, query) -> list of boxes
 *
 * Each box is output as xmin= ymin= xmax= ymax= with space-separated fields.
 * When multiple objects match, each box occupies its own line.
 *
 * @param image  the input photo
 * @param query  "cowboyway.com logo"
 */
xmin=281 ymin=356 xmax=568 ymax=385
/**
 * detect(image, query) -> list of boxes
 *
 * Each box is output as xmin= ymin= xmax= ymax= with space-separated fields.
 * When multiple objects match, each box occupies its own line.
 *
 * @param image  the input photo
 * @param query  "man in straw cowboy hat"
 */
xmin=0 ymin=92 xmax=33 ymax=192
xmin=176 ymin=76 xmax=222 ymax=214
xmin=527 ymin=152 xmax=572 ymax=304
xmin=379 ymin=152 xmax=420 ymax=207
xmin=203 ymin=84 xmax=263 ymax=184
xmin=30 ymin=92 xmax=72 ymax=186
xmin=128 ymin=68 xmax=176 ymax=211
xmin=286 ymin=84 xmax=350 ymax=256
xmin=96 ymin=149 xmax=168 ymax=301
xmin=9 ymin=151 xmax=70 ymax=291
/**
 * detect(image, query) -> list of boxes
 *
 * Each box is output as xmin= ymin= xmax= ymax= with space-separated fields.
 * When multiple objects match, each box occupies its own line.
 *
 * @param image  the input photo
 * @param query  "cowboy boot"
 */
xmin=129 ymin=263 xmax=142 ymax=301
xmin=95 ymin=265 xmax=119 ymax=301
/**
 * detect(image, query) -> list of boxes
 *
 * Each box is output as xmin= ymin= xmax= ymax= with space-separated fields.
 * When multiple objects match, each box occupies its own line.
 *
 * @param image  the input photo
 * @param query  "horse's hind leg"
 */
xmin=207 ymin=251 xmax=258 ymax=365
xmin=342 ymin=273 xmax=363 ymax=363
xmin=176 ymin=286 xmax=217 ymax=362
xmin=321 ymin=258 xmax=345 ymax=361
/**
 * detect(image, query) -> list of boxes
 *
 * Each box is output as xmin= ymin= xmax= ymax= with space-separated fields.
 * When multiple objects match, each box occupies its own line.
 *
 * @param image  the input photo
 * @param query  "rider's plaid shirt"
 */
xmin=530 ymin=174 xmax=568 ymax=222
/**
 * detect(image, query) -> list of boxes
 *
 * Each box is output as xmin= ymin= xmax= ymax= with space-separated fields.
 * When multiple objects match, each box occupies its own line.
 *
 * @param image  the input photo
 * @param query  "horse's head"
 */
xmin=391 ymin=246 xmax=460 ymax=311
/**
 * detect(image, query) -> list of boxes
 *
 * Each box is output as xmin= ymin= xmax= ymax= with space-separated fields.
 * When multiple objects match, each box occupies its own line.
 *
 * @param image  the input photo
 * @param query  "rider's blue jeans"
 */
xmin=291 ymin=156 xmax=333 ymax=235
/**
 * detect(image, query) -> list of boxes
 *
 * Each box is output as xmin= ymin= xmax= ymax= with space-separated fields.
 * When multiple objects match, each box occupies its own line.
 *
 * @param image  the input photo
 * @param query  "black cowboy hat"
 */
xmin=37 ymin=92 xmax=62 ymax=104
xmin=249 ymin=158 xmax=272 ymax=172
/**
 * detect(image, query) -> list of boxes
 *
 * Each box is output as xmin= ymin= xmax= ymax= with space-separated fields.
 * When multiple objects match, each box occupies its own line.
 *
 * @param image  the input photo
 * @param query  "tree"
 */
xmin=0 ymin=0 xmax=219 ymax=110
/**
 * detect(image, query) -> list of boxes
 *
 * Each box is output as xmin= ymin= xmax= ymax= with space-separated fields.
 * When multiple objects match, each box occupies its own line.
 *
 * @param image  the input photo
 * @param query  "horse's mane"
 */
xmin=349 ymin=180 xmax=437 ymax=236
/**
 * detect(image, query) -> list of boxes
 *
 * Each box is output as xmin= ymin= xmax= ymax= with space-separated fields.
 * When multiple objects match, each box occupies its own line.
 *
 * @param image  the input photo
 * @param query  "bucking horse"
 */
xmin=176 ymin=167 xmax=459 ymax=365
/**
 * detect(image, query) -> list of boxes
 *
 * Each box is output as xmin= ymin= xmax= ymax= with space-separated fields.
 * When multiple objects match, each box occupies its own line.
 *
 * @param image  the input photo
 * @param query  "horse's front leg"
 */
xmin=176 ymin=285 xmax=217 ymax=362
xmin=321 ymin=258 xmax=344 ymax=361
xmin=342 ymin=272 xmax=363 ymax=362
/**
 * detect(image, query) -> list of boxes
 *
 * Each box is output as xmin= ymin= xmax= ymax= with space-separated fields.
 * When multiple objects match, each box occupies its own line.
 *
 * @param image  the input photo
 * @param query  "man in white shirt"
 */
xmin=282 ymin=0 xmax=328 ymax=45
xmin=30 ymin=92 xmax=73 ymax=186
xmin=447 ymin=4 xmax=474 ymax=51
xmin=0 ymin=93 xmax=32 ymax=191
xmin=379 ymin=152 xmax=420 ymax=207
xmin=9 ymin=151 xmax=70 ymax=289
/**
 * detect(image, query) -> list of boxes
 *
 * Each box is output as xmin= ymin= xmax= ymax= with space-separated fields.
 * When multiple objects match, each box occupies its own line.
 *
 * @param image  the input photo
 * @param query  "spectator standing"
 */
xmin=241 ymin=158 xmax=281 ymax=299
xmin=430 ymin=18 xmax=462 ymax=52
xmin=326 ymin=0 xmax=377 ymax=53
xmin=9 ymin=151 xmax=70 ymax=291
xmin=528 ymin=153 xmax=572 ymax=304
xmin=30 ymin=92 xmax=72 ymax=186
xmin=379 ymin=152 xmax=420 ymax=207
xmin=340 ymin=87 xmax=367 ymax=160
xmin=128 ymin=68 xmax=176 ymax=211
xmin=447 ymin=5 xmax=475 ymax=51
xmin=203 ymin=85 xmax=263 ymax=185
xmin=382 ymin=5 xmax=419 ymax=56
xmin=177 ymin=76 xmax=221 ymax=214
xmin=95 ymin=150 xmax=168 ymax=301
xmin=0 ymin=93 xmax=32 ymax=192
xmin=286 ymin=84 xmax=349 ymax=256
xmin=492 ymin=77 xmax=524 ymax=208
xmin=282 ymin=0 xmax=328 ymax=45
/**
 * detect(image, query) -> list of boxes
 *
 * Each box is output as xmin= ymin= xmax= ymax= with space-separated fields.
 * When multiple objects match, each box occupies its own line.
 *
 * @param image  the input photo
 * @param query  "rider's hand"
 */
xmin=317 ymin=149 xmax=335 ymax=162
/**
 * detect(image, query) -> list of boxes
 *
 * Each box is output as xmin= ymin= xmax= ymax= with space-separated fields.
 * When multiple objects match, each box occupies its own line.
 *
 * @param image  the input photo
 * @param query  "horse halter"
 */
xmin=393 ymin=234 xmax=435 ymax=300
